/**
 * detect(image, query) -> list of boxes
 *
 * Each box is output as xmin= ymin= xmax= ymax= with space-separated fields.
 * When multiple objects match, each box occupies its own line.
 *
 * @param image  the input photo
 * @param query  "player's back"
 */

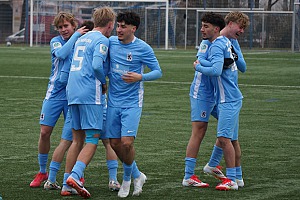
xmin=67 ymin=31 xmax=109 ymax=105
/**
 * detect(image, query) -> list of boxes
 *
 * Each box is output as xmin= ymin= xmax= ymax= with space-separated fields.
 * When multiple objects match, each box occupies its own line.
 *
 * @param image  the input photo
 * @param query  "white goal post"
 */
xmin=29 ymin=0 xmax=169 ymax=49
xmin=292 ymin=2 xmax=300 ymax=52
xmin=196 ymin=9 xmax=294 ymax=51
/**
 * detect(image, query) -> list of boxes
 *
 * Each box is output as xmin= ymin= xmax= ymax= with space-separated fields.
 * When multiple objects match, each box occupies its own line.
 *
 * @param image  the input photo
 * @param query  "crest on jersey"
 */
xmin=127 ymin=52 xmax=132 ymax=61
xmin=199 ymin=44 xmax=208 ymax=53
xmin=100 ymin=44 xmax=108 ymax=55
xmin=201 ymin=111 xmax=207 ymax=118
xmin=53 ymin=42 xmax=62 ymax=49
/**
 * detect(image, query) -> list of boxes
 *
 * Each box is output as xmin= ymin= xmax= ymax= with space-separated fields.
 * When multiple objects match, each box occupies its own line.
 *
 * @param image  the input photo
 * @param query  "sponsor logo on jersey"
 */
xmin=199 ymin=44 xmax=208 ymax=53
xmin=53 ymin=42 xmax=62 ymax=49
xmin=112 ymin=64 xmax=128 ymax=75
xmin=100 ymin=44 xmax=108 ymax=55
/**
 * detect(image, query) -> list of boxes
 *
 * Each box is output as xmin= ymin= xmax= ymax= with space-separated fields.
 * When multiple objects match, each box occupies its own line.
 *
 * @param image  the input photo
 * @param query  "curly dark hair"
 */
xmin=201 ymin=12 xmax=225 ymax=30
xmin=117 ymin=11 xmax=140 ymax=30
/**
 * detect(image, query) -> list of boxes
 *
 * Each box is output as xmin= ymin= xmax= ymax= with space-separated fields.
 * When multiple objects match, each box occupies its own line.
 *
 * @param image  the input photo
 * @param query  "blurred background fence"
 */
xmin=1 ymin=0 xmax=299 ymax=51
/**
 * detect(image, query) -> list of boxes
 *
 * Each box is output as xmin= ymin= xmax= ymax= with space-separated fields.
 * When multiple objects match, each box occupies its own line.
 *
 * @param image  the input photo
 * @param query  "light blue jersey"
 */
xmin=196 ymin=36 xmax=243 ymax=104
xmin=189 ymin=40 xmax=214 ymax=102
xmin=46 ymin=32 xmax=81 ymax=100
xmin=67 ymin=31 xmax=109 ymax=105
xmin=107 ymin=36 xmax=162 ymax=108
xmin=230 ymin=39 xmax=246 ymax=73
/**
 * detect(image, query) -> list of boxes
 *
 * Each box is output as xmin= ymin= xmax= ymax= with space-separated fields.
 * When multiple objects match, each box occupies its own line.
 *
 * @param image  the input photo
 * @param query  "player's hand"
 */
xmin=102 ymin=84 xmax=107 ymax=94
xmin=77 ymin=26 xmax=90 ymax=35
xmin=193 ymin=60 xmax=200 ymax=70
xmin=122 ymin=72 xmax=142 ymax=83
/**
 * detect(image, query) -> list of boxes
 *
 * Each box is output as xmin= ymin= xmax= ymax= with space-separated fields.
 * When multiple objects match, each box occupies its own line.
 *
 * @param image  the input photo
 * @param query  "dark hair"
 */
xmin=201 ymin=12 xmax=225 ymax=30
xmin=117 ymin=11 xmax=140 ymax=29
xmin=80 ymin=20 xmax=94 ymax=31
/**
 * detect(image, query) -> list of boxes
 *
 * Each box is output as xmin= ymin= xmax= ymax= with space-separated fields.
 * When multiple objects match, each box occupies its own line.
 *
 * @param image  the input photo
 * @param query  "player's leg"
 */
xmin=215 ymin=101 xmax=241 ymax=191
xmin=30 ymin=100 xmax=66 ymax=188
xmin=183 ymin=98 xmax=211 ymax=188
xmin=203 ymin=141 xmax=226 ymax=180
xmin=61 ymin=105 xmax=84 ymax=196
xmin=67 ymin=104 xmax=103 ymax=198
xmin=61 ymin=128 xmax=83 ymax=196
xmin=65 ymin=129 xmax=89 ymax=198
xmin=102 ymin=139 xmax=120 ymax=191
xmin=232 ymin=140 xmax=244 ymax=187
xmin=100 ymin=108 xmax=120 ymax=191
xmin=45 ymin=109 xmax=72 ymax=190
xmin=232 ymin=110 xmax=244 ymax=187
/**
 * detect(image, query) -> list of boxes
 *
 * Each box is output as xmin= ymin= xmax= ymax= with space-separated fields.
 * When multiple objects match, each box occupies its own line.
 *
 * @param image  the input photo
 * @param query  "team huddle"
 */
xmin=28 ymin=6 xmax=249 ymax=199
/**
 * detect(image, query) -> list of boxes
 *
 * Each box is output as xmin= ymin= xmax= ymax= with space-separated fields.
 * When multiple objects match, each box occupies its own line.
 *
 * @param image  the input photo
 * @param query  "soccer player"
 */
xmin=203 ymin=11 xmax=249 ymax=188
xmin=182 ymin=16 xmax=225 ymax=188
xmin=29 ymin=12 xmax=89 ymax=188
xmin=41 ymin=20 xmax=120 ymax=195
xmin=106 ymin=11 xmax=162 ymax=198
xmin=64 ymin=7 xmax=116 ymax=198
xmin=194 ymin=12 xmax=244 ymax=191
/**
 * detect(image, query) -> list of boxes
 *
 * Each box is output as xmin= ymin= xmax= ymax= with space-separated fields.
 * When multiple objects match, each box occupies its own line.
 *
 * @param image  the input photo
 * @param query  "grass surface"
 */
xmin=0 ymin=47 xmax=299 ymax=199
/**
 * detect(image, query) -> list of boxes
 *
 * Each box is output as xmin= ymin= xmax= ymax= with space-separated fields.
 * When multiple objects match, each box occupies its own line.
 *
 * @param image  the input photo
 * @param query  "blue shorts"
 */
xmin=217 ymin=100 xmax=242 ymax=140
xmin=61 ymin=109 xmax=73 ymax=141
xmin=69 ymin=104 xmax=103 ymax=131
xmin=190 ymin=97 xmax=215 ymax=122
xmin=99 ymin=105 xmax=108 ymax=139
xmin=106 ymin=106 xmax=142 ymax=139
xmin=39 ymin=99 xmax=68 ymax=127
xmin=99 ymin=118 xmax=108 ymax=140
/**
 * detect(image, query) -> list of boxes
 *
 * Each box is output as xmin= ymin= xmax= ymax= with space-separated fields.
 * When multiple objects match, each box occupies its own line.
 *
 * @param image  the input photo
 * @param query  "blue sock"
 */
xmin=71 ymin=161 xmax=86 ymax=180
xmin=123 ymin=162 xmax=133 ymax=181
xmin=106 ymin=160 xmax=118 ymax=181
xmin=226 ymin=167 xmax=236 ymax=182
xmin=208 ymin=145 xmax=223 ymax=167
xmin=184 ymin=157 xmax=196 ymax=180
xmin=38 ymin=153 xmax=48 ymax=173
xmin=63 ymin=173 xmax=70 ymax=186
xmin=236 ymin=166 xmax=243 ymax=180
xmin=131 ymin=161 xmax=141 ymax=179
xmin=49 ymin=161 xmax=61 ymax=182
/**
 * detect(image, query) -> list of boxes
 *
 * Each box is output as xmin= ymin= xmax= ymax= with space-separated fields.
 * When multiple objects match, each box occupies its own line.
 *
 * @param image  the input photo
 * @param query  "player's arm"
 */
xmin=93 ymin=40 xmax=108 ymax=86
xmin=232 ymin=40 xmax=246 ymax=73
xmin=93 ymin=56 xmax=106 ymax=85
xmin=194 ymin=45 xmax=223 ymax=77
xmin=196 ymin=40 xmax=212 ymax=67
xmin=52 ymin=27 xmax=88 ymax=59
xmin=57 ymin=55 xmax=72 ymax=88
xmin=141 ymin=47 xmax=162 ymax=81
xmin=122 ymin=47 xmax=162 ymax=83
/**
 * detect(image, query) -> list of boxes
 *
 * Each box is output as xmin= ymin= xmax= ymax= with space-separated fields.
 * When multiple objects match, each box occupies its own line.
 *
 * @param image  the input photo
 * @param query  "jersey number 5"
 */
xmin=71 ymin=46 xmax=86 ymax=71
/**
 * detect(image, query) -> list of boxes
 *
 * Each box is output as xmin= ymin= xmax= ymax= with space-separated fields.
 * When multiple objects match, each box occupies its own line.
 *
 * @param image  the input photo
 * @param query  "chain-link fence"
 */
xmin=1 ymin=0 xmax=299 ymax=51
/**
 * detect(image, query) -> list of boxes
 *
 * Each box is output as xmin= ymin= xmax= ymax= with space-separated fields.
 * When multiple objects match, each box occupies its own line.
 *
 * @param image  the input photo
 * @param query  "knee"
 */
xmin=121 ymin=140 xmax=133 ymax=151
xmin=110 ymin=140 xmax=119 ymax=150
xmin=40 ymin=128 xmax=52 ymax=139
xmin=217 ymin=137 xmax=230 ymax=148
xmin=58 ymin=139 xmax=72 ymax=150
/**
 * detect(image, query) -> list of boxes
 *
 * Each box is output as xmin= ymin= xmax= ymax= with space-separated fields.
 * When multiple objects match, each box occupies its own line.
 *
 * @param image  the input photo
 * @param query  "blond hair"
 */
xmin=93 ymin=7 xmax=116 ymax=28
xmin=53 ymin=12 xmax=77 ymax=29
xmin=225 ymin=11 xmax=250 ymax=29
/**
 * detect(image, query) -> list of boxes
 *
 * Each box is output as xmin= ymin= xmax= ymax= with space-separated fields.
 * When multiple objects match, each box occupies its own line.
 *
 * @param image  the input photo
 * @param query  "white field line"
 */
xmin=1 ymin=75 xmax=299 ymax=89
